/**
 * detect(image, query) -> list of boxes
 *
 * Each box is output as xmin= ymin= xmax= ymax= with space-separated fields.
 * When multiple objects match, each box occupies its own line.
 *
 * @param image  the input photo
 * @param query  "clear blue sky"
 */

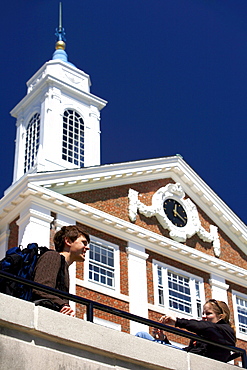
xmin=1 ymin=0 xmax=247 ymax=224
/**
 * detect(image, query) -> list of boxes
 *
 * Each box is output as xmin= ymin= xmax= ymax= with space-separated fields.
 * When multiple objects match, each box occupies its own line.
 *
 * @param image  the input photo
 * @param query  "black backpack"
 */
xmin=0 ymin=243 xmax=49 ymax=301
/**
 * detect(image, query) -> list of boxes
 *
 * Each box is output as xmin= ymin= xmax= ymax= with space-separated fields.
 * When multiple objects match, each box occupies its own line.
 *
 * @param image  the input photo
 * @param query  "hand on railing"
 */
xmin=160 ymin=314 xmax=176 ymax=327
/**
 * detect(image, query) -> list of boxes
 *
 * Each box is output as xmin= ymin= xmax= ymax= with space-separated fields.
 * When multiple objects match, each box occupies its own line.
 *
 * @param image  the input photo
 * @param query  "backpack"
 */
xmin=0 ymin=243 xmax=49 ymax=301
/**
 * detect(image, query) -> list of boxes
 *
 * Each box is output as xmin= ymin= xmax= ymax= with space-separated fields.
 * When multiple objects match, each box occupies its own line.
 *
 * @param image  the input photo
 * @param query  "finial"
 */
xmin=52 ymin=2 xmax=75 ymax=66
xmin=55 ymin=2 xmax=66 ymax=50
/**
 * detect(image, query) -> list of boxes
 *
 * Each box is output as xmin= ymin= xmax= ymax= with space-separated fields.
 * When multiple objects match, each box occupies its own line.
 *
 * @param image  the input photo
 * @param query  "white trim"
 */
xmin=126 ymin=246 xmax=149 ymax=260
xmin=83 ymin=235 xmax=120 ymax=294
xmin=76 ymin=278 xmax=129 ymax=303
xmin=3 ymin=156 xmax=247 ymax=255
xmin=0 ymin=181 xmax=246 ymax=288
xmin=209 ymin=274 xmax=229 ymax=303
xmin=153 ymin=259 xmax=205 ymax=319
xmin=86 ymin=315 xmax=121 ymax=331
xmin=232 ymin=290 xmax=247 ymax=341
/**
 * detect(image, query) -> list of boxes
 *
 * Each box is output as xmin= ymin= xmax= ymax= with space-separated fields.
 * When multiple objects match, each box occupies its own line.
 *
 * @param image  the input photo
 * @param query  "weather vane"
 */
xmin=55 ymin=2 xmax=66 ymax=43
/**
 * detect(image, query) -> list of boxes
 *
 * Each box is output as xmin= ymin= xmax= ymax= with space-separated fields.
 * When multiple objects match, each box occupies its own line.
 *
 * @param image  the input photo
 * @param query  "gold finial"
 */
xmin=55 ymin=40 xmax=66 ymax=50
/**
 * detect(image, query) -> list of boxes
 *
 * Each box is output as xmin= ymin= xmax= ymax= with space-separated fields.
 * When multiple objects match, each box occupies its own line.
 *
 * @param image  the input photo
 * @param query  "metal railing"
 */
xmin=0 ymin=270 xmax=246 ymax=368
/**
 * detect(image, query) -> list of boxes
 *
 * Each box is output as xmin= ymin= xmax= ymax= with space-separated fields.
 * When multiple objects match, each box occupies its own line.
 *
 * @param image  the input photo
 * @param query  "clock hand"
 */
xmin=173 ymin=203 xmax=186 ymax=223
xmin=173 ymin=203 xmax=177 ymax=216
xmin=175 ymin=212 xmax=186 ymax=223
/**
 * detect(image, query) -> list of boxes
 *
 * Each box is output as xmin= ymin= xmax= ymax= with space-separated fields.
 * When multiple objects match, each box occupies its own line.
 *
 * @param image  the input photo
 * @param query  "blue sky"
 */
xmin=1 ymin=0 xmax=247 ymax=224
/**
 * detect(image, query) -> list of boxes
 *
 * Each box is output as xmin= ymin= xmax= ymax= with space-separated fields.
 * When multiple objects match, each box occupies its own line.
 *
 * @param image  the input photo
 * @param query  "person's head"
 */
xmin=54 ymin=225 xmax=90 ymax=253
xmin=202 ymin=299 xmax=231 ymax=324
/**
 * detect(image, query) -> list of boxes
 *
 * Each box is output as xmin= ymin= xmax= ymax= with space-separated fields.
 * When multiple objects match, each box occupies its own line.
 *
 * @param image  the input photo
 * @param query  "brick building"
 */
xmin=0 ymin=11 xmax=246 ymax=363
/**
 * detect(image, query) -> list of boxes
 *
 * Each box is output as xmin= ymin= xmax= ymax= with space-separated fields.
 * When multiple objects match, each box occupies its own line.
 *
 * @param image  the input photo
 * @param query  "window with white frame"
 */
xmin=88 ymin=238 xmax=119 ymax=289
xmin=62 ymin=109 xmax=84 ymax=167
xmin=233 ymin=291 xmax=247 ymax=338
xmin=154 ymin=261 xmax=203 ymax=318
xmin=24 ymin=113 xmax=40 ymax=173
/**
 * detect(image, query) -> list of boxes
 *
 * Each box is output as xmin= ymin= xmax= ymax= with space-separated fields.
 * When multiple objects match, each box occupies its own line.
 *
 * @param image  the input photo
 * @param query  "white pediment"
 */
xmin=1 ymin=155 xmax=247 ymax=256
xmin=0 ymin=178 xmax=246 ymax=288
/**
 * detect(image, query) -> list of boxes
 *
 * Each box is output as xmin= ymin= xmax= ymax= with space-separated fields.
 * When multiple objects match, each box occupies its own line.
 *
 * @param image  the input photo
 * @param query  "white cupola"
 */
xmin=11 ymin=3 xmax=107 ymax=185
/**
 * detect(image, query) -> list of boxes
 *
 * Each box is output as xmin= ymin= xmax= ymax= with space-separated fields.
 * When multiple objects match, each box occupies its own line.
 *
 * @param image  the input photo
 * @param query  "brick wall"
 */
xmin=68 ymin=179 xmax=247 ymax=269
xmin=66 ymin=181 xmax=247 ymax=350
xmin=76 ymin=286 xmax=130 ymax=333
xmin=8 ymin=216 xmax=19 ymax=249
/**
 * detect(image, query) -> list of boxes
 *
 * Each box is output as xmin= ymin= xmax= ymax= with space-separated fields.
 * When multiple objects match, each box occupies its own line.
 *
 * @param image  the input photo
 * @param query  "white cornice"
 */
xmin=0 ymin=180 xmax=246 ymax=287
xmin=26 ymin=59 xmax=91 ymax=88
xmin=10 ymin=60 xmax=107 ymax=117
xmin=5 ymin=155 xmax=245 ymax=253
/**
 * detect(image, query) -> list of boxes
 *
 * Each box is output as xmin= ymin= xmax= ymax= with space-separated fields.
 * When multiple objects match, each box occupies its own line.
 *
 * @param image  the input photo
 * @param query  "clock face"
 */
xmin=163 ymin=199 xmax=187 ymax=227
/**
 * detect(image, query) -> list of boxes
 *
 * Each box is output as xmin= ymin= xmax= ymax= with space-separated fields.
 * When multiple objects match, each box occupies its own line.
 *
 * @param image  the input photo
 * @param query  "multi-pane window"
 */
xmin=168 ymin=271 xmax=192 ymax=314
xmin=157 ymin=266 xmax=164 ymax=306
xmin=89 ymin=241 xmax=115 ymax=288
xmin=195 ymin=280 xmax=202 ymax=318
xmin=155 ymin=262 xmax=203 ymax=318
xmin=236 ymin=296 xmax=247 ymax=335
xmin=24 ymin=113 xmax=40 ymax=173
xmin=62 ymin=109 xmax=84 ymax=167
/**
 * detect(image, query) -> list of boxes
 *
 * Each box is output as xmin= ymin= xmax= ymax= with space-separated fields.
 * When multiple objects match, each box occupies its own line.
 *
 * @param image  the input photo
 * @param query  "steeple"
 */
xmin=52 ymin=2 xmax=74 ymax=66
xmin=10 ymin=3 xmax=107 ymax=185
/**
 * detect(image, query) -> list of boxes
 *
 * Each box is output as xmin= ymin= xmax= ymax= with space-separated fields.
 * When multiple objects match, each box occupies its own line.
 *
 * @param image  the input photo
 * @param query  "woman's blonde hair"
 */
xmin=206 ymin=299 xmax=236 ymax=334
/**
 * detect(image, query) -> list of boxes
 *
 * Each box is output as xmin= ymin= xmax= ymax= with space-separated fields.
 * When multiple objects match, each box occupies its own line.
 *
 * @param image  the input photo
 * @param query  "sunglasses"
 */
xmin=208 ymin=299 xmax=223 ymax=314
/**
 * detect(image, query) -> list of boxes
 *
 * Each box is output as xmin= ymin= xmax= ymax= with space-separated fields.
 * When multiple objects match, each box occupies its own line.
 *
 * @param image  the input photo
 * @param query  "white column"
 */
xmin=84 ymin=106 xmax=101 ymax=167
xmin=13 ymin=117 xmax=25 ymax=183
xmin=127 ymin=242 xmax=149 ymax=335
xmin=54 ymin=214 xmax=75 ymax=231
xmin=17 ymin=204 xmax=53 ymax=248
xmin=209 ymin=274 xmax=229 ymax=303
xmin=0 ymin=225 xmax=9 ymax=259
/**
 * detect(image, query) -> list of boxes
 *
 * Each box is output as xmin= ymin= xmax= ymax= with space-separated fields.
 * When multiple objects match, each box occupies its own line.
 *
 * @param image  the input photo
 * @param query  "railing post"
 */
xmin=242 ymin=351 xmax=247 ymax=369
xmin=86 ymin=302 xmax=94 ymax=322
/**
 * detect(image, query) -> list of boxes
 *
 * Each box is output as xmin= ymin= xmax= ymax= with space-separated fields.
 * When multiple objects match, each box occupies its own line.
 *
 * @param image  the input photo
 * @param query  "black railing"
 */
xmin=0 ymin=270 xmax=246 ymax=368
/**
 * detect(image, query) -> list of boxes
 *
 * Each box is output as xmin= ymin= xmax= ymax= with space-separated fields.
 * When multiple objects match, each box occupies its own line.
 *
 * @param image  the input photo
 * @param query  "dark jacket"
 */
xmin=176 ymin=318 xmax=236 ymax=362
xmin=32 ymin=251 xmax=69 ymax=310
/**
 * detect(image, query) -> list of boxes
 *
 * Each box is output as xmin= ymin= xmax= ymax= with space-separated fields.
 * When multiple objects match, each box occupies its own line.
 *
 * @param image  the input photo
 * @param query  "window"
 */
xmin=82 ymin=237 xmax=120 ymax=295
xmin=62 ymin=109 xmax=84 ymax=167
xmin=154 ymin=261 xmax=203 ymax=318
xmin=89 ymin=240 xmax=115 ymax=288
xmin=24 ymin=113 xmax=40 ymax=173
xmin=237 ymin=297 xmax=247 ymax=334
xmin=233 ymin=291 xmax=247 ymax=339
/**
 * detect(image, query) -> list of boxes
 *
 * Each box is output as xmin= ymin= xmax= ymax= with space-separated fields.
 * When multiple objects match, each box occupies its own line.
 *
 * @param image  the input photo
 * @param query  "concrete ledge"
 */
xmin=0 ymin=293 xmax=235 ymax=370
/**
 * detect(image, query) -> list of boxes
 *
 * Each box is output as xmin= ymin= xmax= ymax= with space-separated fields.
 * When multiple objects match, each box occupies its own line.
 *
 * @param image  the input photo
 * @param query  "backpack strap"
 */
xmin=56 ymin=254 xmax=66 ymax=291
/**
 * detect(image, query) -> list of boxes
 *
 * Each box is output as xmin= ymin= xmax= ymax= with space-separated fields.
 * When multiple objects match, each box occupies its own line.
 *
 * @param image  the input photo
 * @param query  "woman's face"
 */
xmin=202 ymin=303 xmax=222 ymax=323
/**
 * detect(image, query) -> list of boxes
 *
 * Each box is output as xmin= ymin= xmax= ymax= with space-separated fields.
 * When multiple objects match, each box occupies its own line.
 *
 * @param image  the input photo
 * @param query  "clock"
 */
xmin=163 ymin=199 xmax=187 ymax=227
xmin=128 ymin=182 xmax=221 ymax=256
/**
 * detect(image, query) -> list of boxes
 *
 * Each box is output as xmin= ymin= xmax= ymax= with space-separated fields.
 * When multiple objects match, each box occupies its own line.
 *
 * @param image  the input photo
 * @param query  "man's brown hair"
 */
xmin=54 ymin=225 xmax=90 ymax=252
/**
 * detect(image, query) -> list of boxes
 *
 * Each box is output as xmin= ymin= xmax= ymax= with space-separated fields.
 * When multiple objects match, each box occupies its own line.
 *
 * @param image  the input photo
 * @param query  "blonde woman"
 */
xmin=162 ymin=299 xmax=236 ymax=362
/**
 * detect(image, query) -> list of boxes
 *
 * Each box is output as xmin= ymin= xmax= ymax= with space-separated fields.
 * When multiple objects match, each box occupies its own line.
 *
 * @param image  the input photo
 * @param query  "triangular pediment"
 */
xmin=1 ymin=155 xmax=247 ymax=287
xmin=3 ymin=155 xmax=247 ymax=256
